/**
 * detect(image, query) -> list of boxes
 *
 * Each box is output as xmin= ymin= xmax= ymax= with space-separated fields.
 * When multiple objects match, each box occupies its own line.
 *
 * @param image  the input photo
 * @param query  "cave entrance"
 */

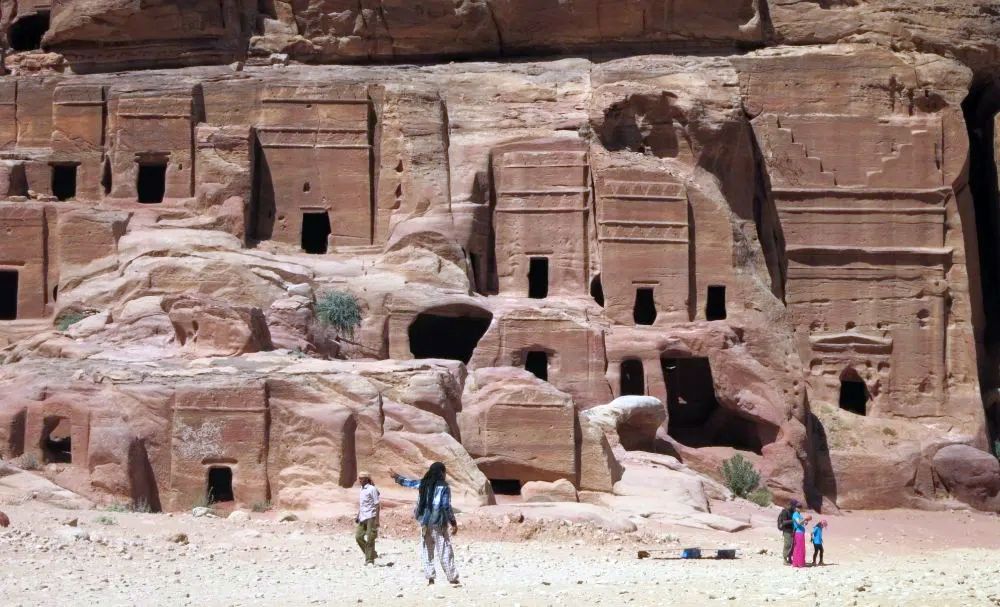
xmin=706 ymin=285 xmax=727 ymax=320
xmin=51 ymin=163 xmax=77 ymax=201
xmin=489 ymin=478 xmax=522 ymax=496
xmin=525 ymin=350 xmax=549 ymax=382
xmin=207 ymin=466 xmax=234 ymax=504
xmin=590 ymin=274 xmax=605 ymax=307
xmin=528 ymin=257 xmax=549 ymax=299
xmin=9 ymin=12 xmax=49 ymax=52
xmin=408 ymin=305 xmax=493 ymax=364
xmin=663 ymin=356 xmax=763 ymax=454
xmin=0 ymin=270 xmax=17 ymax=320
xmin=620 ymin=359 xmax=645 ymax=396
xmin=838 ymin=371 xmax=868 ymax=416
xmin=137 ymin=161 xmax=167 ymax=203
xmin=633 ymin=287 xmax=657 ymax=325
xmin=301 ymin=212 xmax=331 ymax=254
xmin=41 ymin=417 xmax=72 ymax=464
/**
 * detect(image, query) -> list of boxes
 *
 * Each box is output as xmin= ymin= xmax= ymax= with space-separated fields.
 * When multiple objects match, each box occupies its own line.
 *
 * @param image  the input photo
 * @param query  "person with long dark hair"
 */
xmin=391 ymin=462 xmax=460 ymax=585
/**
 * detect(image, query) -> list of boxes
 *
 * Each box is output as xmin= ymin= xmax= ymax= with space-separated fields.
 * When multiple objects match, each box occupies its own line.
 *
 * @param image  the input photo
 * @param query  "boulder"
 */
xmin=583 ymin=396 xmax=666 ymax=451
xmin=165 ymin=295 xmax=273 ymax=357
xmin=933 ymin=444 xmax=1000 ymax=511
xmin=522 ymin=479 xmax=579 ymax=503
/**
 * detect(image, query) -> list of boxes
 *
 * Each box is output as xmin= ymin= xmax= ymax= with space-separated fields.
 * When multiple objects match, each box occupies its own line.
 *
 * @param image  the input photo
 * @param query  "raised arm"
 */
xmin=391 ymin=472 xmax=420 ymax=489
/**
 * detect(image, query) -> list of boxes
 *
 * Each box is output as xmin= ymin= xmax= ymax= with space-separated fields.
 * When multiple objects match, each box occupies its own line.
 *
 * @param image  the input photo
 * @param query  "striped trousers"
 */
xmin=420 ymin=525 xmax=459 ymax=582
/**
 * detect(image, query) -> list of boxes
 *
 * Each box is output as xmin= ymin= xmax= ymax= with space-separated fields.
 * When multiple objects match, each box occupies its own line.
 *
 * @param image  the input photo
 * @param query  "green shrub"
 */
xmin=95 ymin=515 xmax=116 ymax=526
xmin=748 ymin=488 xmax=773 ymax=507
xmin=994 ymin=439 xmax=1000 ymax=461
xmin=251 ymin=500 xmax=271 ymax=513
xmin=105 ymin=503 xmax=130 ymax=513
xmin=314 ymin=290 xmax=362 ymax=337
xmin=721 ymin=454 xmax=761 ymax=498
xmin=56 ymin=311 xmax=93 ymax=331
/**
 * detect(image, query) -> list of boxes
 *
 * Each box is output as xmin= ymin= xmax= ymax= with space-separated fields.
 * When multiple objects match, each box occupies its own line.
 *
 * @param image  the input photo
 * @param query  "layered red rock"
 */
xmin=0 ymin=3 xmax=995 ymax=517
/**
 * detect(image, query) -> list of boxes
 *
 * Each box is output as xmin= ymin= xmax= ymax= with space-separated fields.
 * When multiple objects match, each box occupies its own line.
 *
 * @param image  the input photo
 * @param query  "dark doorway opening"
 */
xmin=408 ymin=305 xmax=493 ymax=364
xmin=706 ymin=285 xmax=727 ymax=320
xmin=301 ymin=212 xmax=331 ymax=254
xmin=663 ymin=356 xmax=764 ymax=453
xmin=9 ymin=12 xmax=49 ymax=52
xmin=207 ymin=466 xmax=235 ymax=503
xmin=41 ymin=417 xmax=72 ymax=464
xmin=137 ymin=162 xmax=167 ymax=203
xmin=0 ymin=270 xmax=17 ymax=320
xmin=525 ymin=351 xmax=549 ymax=382
xmin=489 ymin=478 xmax=522 ymax=496
xmin=839 ymin=373 xmax=868 ymax=416
xmin=620 ymin=359 xmax=645 ymax=396
xmin=528 ymin=257 xmax=549 ymax=299
xmin=590 ymin=274 xmax=605 ymax=307
xmin=51 ymin=164 xmax=77 ymax=201
xmin=633 ymin=287 xmax=657 ymax=325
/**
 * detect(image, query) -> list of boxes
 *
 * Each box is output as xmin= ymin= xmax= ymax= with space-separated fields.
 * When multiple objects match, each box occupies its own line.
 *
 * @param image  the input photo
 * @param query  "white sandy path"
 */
xmin=1 ymin=503 xmax=999 ymax=607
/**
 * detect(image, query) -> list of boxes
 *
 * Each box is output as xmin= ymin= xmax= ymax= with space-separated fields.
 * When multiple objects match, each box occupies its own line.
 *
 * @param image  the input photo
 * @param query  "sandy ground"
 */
xmin=2 ymin=499 xmax=1000 ymax=607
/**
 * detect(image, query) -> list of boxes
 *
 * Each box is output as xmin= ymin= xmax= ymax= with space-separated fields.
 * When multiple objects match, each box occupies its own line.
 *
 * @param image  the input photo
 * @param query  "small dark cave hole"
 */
xmin=489 ymin=479 xmax=522 ymax=496
xmin=590 ymin=274 xmax=604 ymax=307
xmin=9 ymin=12 xmax=49 ymax=52
xmin=525 ymin=350 xmax=549 ymax=382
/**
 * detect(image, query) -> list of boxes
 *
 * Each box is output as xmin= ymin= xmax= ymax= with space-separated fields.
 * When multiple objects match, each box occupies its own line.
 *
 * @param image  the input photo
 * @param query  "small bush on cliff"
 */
xmin=748 ymin=488 xmax=773 ymax=507
xmin=56 ymin=311 xmax=89 ymax=331
xmin=315 ymin=290 xmax=362 ymax=338
xmin=721 ymin=454 xmax=761 ymax=498
xmin=994 ymin=439 xmax=1000 ymax=461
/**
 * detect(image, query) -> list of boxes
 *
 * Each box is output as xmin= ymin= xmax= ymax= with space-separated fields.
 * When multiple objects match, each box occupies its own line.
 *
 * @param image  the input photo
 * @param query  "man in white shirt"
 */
xmin=355 ymin=471 xmax=380 ymax=565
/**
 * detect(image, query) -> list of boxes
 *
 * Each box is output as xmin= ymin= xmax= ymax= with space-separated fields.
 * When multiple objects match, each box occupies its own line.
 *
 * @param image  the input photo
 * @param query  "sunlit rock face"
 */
xmin=0 ymin=0 xmax=996 ymax=515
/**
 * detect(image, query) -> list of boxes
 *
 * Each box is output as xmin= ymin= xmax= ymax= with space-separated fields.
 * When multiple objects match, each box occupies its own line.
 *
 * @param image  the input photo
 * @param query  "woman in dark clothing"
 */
xmin=391 ymin=462 xmax=460 ymax=585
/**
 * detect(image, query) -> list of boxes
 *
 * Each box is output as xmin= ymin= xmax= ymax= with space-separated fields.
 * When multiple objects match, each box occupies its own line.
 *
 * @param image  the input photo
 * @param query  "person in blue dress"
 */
xmin=811 ymin=519 xmax=827 ymax=566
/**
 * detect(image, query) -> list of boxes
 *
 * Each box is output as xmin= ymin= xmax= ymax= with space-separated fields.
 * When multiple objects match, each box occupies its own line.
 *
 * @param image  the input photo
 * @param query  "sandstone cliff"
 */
xmin=0 ymin=1 xmax=996 ymax=516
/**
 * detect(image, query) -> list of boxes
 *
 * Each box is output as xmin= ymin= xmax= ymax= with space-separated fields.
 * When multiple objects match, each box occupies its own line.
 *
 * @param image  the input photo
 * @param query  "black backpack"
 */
xmin=777 ymin=508 xmax=792 ymax=530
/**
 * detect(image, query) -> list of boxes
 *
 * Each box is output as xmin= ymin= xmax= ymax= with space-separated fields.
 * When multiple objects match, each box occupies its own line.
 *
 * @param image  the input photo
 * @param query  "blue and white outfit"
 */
xmin=396 ymin=476 xmax=459 ymax=583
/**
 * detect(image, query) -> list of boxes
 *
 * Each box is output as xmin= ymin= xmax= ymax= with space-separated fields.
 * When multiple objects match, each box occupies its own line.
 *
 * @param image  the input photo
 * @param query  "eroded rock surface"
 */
xmin=0 ymin=2 xmax=996 ymax=519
